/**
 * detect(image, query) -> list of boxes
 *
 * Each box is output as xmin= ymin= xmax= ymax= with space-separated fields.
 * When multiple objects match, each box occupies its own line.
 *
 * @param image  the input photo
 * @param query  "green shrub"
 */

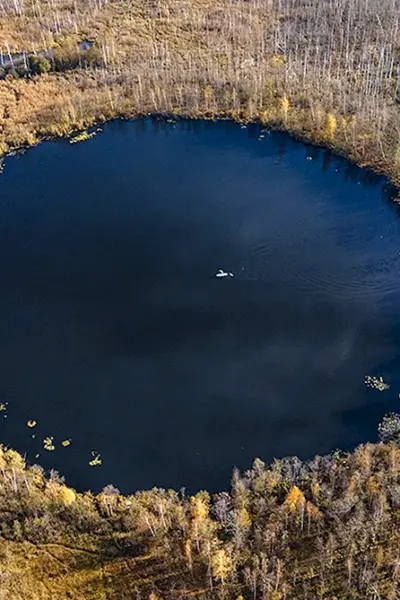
xmin=29 ymin=55 xmax=51 ymax=75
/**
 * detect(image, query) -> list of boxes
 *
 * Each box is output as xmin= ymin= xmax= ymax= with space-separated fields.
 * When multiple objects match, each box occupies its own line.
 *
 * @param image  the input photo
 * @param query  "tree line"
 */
xmin=2 ymin=415 xmax=400 ymax=598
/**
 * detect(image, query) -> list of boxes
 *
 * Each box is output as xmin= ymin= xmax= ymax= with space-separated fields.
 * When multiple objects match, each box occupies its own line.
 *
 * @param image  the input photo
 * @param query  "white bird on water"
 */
xmin=215 ymin=269 xmax=234 ymax=278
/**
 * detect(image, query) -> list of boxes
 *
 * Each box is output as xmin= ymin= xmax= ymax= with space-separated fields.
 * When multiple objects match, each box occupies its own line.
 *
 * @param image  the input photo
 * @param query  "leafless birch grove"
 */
xmin=0 ymin=0 xmax=399 ymax=180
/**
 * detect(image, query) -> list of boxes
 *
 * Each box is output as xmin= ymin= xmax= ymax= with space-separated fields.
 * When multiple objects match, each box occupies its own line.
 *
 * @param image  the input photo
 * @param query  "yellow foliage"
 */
xmin=271 ymin=54 xmax=285 ymax=67
xmin=284 ymin=486 xmax=305 ymax=512
xmin=367 ymin=476 xmax=380 ymax=496
xmin=311 ymin=482 xmax=320 ymax=499
xmin=59 ymin=485 xmax=76 ymax=506
xmin=191 ymin=494 xmax=209 ymax=522
xmin=237 ymin=507 xmax=251 ymax=528
xmin=89 ymin=452 xmax=102 ymax=466
xmin=69 ymin=130 xmax=96 ymax=144
xmin=325 ymin=113 xmax=337 ymax=140
xmin=211 ymin=549 xmax=232 ymax=583
xmin=46 ymin=481 xmax=77 ymax=506
xmin=43 ymin=437 xmax=55 ymax=451
xmin=4 ymin=449 xmax=25 ymax=469
xmin=280 ymin=95 xmax=290 ymax=118
xmin=29 ymin=465 xmax=44 ymax=486
xmin=185 ymin=538 xmax=192 ymax=557
xmin=185 ymin=539 xmax=192 ymax=570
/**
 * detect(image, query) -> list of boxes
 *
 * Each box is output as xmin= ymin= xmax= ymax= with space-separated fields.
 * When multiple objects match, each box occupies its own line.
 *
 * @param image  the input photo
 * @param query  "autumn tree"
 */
xmin=284 ymin=486 xmax=306 ymax=519
xmin=211 ymin=548 xmax=232 ymax=585
xmin=325 ymin=113 xmax=337 ymax=141
xmin=280 ymin=96 xmax=290 ymax=123
xmin=190 ymin=491 xmax=213 ymax=552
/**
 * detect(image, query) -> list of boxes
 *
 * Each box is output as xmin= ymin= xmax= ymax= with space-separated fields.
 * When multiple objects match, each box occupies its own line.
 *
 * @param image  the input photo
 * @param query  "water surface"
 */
xmin=0 ymin=119 xmax=399 ymax=493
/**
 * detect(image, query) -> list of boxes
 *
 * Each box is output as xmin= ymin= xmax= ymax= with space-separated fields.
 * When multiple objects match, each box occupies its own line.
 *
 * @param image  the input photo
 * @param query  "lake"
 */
xmin=0 ymin=118 xmax=399 ymax=494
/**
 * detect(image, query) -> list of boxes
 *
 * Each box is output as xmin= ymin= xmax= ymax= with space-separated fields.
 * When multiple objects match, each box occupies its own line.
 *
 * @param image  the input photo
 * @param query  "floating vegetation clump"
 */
xmin=89 ymin=451 xmax=102 ymax=467
xmin=43 ymin=436 xmax=55 ymax=451
xmin=365 ymin=375 xmax=390 ymax=391
xmin=1 ymin=402 xmax=102 ymax=471
xmin=69 ymin=131 xmax=96 ymax=144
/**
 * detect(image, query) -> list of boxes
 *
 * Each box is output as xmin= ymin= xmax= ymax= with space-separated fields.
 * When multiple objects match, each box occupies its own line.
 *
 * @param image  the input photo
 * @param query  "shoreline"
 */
xmin=2 ymin=108 xmax=400 ymax=197
xmin=2 ymin=0 xmax=400 ymax=595
xmin=1 ymin=436 xmax=400 ymax=599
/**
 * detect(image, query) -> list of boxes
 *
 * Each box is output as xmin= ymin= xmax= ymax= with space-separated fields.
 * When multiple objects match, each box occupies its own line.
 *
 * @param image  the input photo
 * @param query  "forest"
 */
xmin=0 ymin=0 xmax=400 ymax=184
xmin=2 ymin=415 xmax=400 ymax=599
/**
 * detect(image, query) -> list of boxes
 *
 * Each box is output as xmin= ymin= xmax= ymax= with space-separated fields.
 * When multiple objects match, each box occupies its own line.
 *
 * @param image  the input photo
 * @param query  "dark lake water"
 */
xmin=0 ymin=118 xmax=399 ymax=494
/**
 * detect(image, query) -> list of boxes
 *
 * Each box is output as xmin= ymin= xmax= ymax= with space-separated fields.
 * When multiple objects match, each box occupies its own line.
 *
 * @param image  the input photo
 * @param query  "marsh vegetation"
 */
xmin=0 ymin=0 xmax=400 ymax=184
